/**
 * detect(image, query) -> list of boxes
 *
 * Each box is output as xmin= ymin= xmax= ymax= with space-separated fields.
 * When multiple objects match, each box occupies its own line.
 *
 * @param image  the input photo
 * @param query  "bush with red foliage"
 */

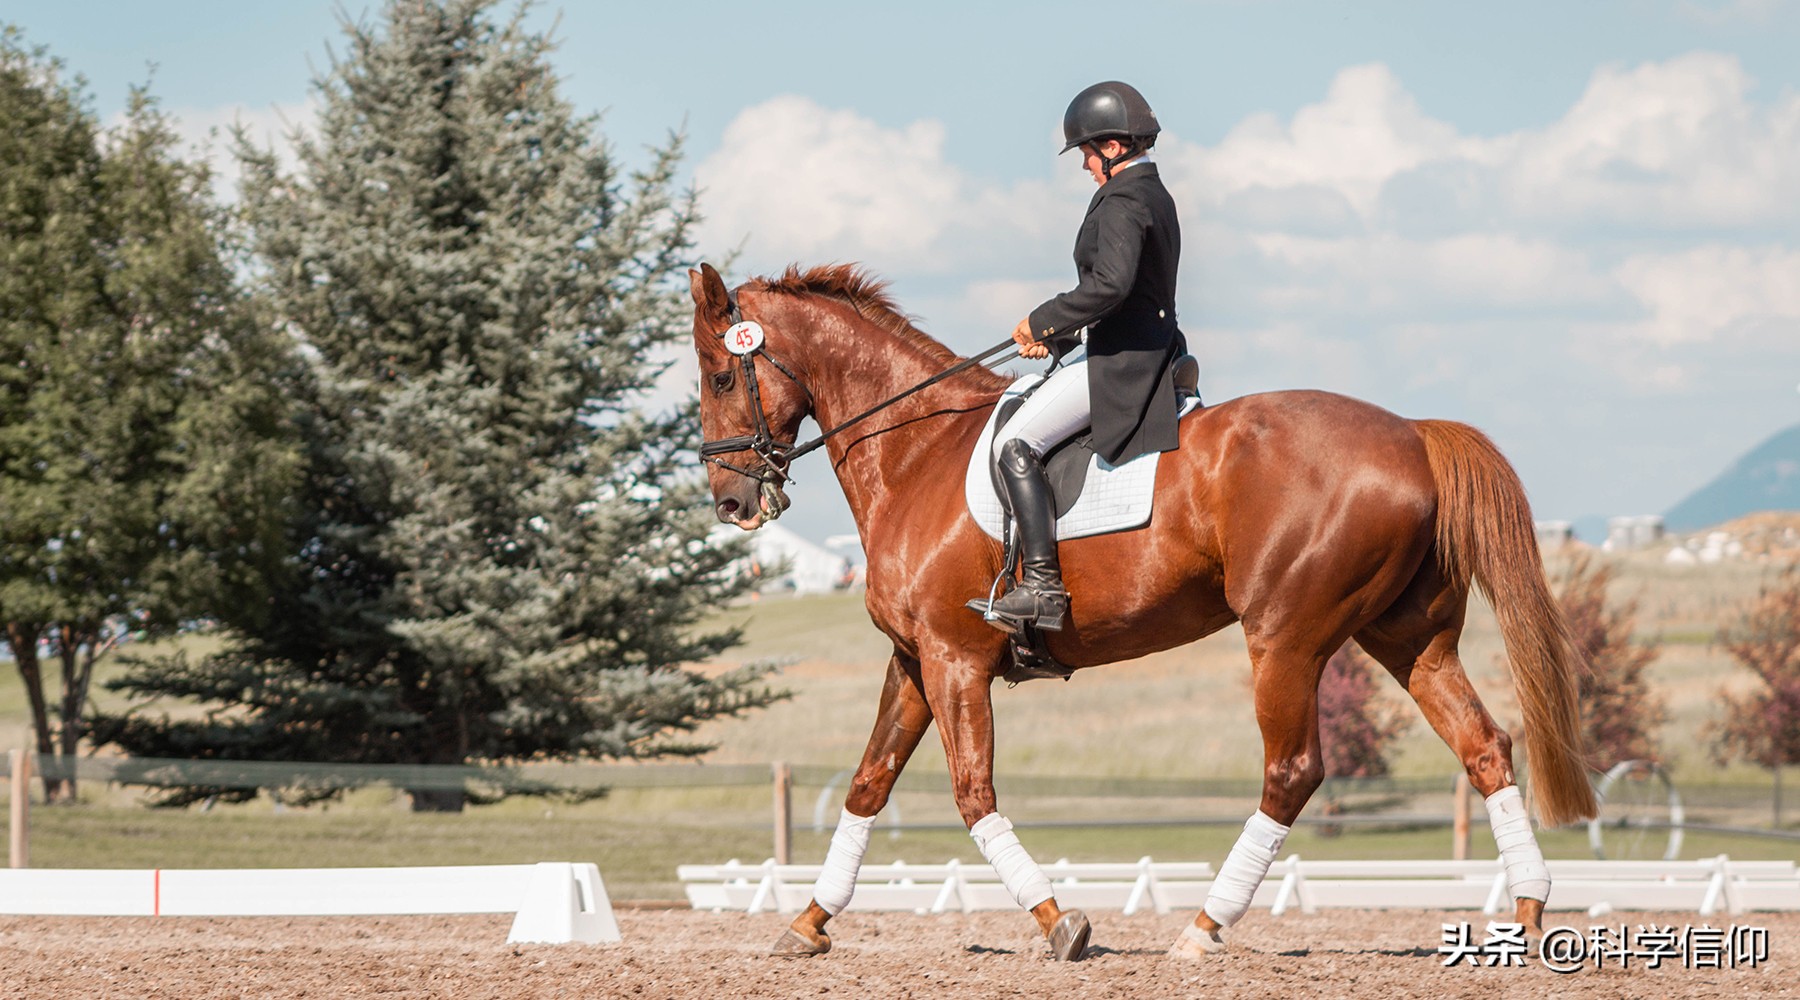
xmin=1318 ymin=642 xmax=1412 ymax=779
xmin=1712 ymin=564 xmax=1800 ymax=773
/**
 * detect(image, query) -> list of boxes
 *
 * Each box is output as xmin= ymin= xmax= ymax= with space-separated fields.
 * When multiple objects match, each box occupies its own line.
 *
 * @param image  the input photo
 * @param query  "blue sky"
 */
xmin=10 ymin=0 xmax=1800 ymax=548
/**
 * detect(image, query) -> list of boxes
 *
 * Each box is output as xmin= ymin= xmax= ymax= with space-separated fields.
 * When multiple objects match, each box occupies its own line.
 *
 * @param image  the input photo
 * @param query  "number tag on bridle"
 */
xmin=723 ymin=321 xmax=765 ymax=356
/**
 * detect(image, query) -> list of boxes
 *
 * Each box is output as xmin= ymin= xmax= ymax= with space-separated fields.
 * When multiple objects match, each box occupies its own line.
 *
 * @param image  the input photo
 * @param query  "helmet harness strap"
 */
xmin=1097 ymin=136 xmax=1141 ymax=181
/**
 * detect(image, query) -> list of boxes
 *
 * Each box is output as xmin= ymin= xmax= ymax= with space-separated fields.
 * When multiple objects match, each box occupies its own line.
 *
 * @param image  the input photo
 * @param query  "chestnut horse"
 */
xmin=689 ymin=262 xmax=1596 ymax=961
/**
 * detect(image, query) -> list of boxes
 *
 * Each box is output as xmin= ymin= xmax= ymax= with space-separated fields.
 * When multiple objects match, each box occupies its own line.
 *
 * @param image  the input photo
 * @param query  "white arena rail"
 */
xmin=679 ymin=855 xmax=1800 ymax=917
xmin=678 ymin=857 xmax=1216 ymax=915
xmin=0 ymin=862 xmax=619 ymax=944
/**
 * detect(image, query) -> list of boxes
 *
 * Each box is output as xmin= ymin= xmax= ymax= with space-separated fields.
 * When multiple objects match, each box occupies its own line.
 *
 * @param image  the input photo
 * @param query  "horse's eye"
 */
xmin=710 ymin=370 xmax=735 ymax=394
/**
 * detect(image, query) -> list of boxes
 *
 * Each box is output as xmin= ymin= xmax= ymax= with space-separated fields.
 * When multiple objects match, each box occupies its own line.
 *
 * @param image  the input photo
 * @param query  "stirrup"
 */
xmin=986 ymin=585 xmax=1067 ymax=632
xmin=965 ymin=598 xmax=1024 ymax=636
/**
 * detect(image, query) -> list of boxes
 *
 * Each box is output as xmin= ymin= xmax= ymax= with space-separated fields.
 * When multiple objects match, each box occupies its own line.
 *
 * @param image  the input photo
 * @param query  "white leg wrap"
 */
xmin=1202 ymin=811 xmax=1291 ymax=928
xmin=970 ymin=813 xmax=1053 ymax=911
xmin=1485 ymin=785 xmax=1550 ymax=902
xmin=812 ymin=807 xmax=876 ymax=916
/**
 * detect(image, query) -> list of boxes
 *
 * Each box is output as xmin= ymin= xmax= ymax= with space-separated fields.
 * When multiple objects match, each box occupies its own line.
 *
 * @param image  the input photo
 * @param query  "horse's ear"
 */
xmin=690 ymin=262 xmax=732 ymax=323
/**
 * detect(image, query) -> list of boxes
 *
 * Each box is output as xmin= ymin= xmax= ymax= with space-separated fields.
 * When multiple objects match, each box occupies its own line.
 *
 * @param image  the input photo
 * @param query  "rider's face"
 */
xmin=1080 ymin=139 xmax=1129 ymax=186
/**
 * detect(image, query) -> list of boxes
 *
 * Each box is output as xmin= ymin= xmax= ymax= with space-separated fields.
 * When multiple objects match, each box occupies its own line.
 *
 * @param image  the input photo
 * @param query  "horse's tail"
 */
xmin=1414 ymin=419 xmax=1597 ymax=828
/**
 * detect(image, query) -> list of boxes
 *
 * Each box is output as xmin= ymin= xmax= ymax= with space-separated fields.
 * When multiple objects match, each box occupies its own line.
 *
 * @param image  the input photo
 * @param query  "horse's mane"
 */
xmin=747 ymin=264 xmax=1009 ymax=390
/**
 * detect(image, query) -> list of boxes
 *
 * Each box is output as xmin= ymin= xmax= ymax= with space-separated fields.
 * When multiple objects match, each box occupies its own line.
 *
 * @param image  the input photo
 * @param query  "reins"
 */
xmin=787 ymin=337 xmax=1020 ymax=462
xmin=699 ymin=287 xmax=1019 ymax=499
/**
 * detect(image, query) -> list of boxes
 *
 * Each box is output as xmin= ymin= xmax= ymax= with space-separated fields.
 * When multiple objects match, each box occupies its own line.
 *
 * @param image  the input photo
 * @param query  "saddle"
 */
xmin=974 ymin=355 xmax=1202 ymax=684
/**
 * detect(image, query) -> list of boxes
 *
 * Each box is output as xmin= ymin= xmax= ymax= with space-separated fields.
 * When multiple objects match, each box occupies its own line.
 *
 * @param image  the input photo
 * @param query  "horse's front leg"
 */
xmin=772 ymin=651 xmax=932 ymax=957
xmin=926 ymin=648 xmax=1091 ymax=962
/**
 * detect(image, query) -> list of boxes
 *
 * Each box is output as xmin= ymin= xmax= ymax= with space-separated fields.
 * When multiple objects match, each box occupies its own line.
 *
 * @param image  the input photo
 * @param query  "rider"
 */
xmin=981 ymin=81 xmax=1187 ymax=634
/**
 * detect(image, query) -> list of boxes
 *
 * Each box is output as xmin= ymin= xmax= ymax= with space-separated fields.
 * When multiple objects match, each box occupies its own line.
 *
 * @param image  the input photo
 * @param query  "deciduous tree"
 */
xmin=1710 ymin=564 xmax=1800 ymax=823
xmin=0 ymin=28 xmax=298 ymax=799
xmin=1318 ymin=641 xmax=1412 ymax=779
xmin=94 ymin=1 xmax=782 ymax=810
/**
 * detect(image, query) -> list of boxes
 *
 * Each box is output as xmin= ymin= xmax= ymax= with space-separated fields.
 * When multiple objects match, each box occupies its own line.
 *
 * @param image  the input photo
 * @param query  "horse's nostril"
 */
xmin=716 ymin=499 xmax=741 ymax=521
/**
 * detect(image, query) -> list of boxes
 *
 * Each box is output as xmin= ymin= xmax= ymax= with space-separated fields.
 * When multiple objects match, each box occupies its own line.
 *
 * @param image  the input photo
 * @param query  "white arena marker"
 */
xmin=0 ymin=862 xmax=621 ymax=945
xmin=508 ymin=862 xmax=621 ymax=945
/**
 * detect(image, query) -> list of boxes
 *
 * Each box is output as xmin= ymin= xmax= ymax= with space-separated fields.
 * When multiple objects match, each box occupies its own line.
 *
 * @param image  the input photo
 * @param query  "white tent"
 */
xmin=712 ymin=523 xmax=854 ymax=595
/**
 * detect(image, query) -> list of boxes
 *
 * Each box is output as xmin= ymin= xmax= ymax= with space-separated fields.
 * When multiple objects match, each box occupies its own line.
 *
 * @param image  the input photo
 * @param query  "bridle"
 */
xmin=697 ymin=286 xmax=1018 ymax=520
xmin=697 ymin=288 xmax=811 ymax=494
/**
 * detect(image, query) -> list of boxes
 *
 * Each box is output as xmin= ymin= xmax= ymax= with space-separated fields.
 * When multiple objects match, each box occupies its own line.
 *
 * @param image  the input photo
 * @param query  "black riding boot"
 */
xmin=985 ymin=439 xmax=1069 ymax=633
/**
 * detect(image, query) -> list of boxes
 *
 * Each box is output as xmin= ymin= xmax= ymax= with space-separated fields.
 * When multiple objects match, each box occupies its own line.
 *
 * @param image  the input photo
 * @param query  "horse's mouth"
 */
xmin=745 ymin=484 xmax=791 ymax=528
xmin=719 ymin=485 xmax=790 ymax=530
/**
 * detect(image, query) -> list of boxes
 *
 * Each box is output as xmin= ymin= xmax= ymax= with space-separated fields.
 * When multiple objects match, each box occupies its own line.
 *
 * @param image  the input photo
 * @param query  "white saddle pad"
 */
xmin=964 ymin=374 xmax=1201 ymax=542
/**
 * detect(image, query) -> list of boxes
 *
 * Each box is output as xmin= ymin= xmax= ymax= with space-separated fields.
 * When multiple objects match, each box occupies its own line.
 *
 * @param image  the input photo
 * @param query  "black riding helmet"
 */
xmin=1060 ymin=81 xmax=1160 ymax=154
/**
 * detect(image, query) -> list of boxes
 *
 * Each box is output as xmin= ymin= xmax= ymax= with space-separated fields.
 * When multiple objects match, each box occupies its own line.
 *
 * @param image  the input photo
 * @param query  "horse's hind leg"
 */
xmin=1172 ymin=633 xmax=1331 ymax=958
xmin=1356 ymin=582 xmax=1550 ymax=935
xmin=772 ymin=651 xmax=932 ymax=957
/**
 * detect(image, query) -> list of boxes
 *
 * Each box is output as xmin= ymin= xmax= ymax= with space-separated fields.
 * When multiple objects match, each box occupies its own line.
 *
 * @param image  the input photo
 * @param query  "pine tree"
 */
xmin=0 ymin=27 xmax=300 ymax=799
xmin=94 ymin=1 xmax=782 ymax=810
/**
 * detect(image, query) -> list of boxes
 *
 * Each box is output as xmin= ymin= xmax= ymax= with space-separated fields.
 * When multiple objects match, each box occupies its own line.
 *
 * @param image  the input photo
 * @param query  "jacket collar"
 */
xmin=1084 ymin=161 xmax=1160 ymax=212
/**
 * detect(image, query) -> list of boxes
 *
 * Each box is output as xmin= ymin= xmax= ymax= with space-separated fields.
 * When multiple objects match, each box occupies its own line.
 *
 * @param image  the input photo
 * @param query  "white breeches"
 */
xmin=994 ymin=357 xmax=1090 ymax=460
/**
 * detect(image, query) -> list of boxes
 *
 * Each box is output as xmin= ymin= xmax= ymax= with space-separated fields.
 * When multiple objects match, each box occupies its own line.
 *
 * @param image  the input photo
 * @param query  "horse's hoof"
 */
xmin=1167 ymin=923 xmax=1226 ymax=960
xmin=1049 ymin=909 xmax=1091 ymax=962
xmin=770 ymin=927 xmax=830 ymax=958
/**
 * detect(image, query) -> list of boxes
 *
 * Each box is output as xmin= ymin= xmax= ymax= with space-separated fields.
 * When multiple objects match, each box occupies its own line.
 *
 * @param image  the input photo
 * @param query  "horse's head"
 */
xmin=689 ymin=263 xmax=811 ymax=530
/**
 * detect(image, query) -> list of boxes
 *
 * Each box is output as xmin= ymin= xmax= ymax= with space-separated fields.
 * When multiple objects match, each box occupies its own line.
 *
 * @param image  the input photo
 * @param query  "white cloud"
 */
xmin=1167 ymin=53 xmax=1800 ymax=392
xmin=1166 ymin=64 xmax=1471 ymax=217
xmin=695 ymin=95 xmax=963 ymax=268
xmin=695 ymin=59 xmax=1800 ymax=367
xmin=1236 ymin=232 xmax=1614 ymax=319
xmin=1613 ymin=244 xmax=1800 ymax=346
xmin=694 ymin=95 xmax=1074 ymax=277
xmin=1504 ymin=53 xmax=1800 ymax=231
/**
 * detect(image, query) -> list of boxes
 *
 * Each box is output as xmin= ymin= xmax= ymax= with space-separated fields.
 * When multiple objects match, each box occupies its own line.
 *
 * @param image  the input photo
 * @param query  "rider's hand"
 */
xmin=1012 ymin=317 xmax=1049 ymax=359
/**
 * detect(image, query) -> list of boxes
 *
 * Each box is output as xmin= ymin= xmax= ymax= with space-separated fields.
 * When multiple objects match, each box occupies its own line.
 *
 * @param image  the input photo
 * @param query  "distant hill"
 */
xmin=1665 ymin=423 xmax=1800 ymax=532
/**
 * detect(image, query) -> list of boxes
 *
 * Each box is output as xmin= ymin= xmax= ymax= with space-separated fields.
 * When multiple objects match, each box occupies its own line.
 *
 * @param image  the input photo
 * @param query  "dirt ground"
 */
xmin=2 ymin=907 xmax=1794 ymax=999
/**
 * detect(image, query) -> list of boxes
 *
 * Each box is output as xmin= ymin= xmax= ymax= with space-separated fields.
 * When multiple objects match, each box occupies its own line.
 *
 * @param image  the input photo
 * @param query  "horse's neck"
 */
xmin=776 ymin=297 xmax=1000 ymax=530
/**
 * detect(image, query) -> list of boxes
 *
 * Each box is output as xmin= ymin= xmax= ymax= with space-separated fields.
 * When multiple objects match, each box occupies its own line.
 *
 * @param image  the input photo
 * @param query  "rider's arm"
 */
xmin=1024 ymin=191 xmax=1151 ymax=345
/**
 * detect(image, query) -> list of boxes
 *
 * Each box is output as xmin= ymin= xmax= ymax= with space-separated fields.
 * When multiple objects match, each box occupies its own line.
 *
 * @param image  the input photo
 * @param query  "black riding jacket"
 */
xmin=1026 ymin=161 xmax=1186 ymax=465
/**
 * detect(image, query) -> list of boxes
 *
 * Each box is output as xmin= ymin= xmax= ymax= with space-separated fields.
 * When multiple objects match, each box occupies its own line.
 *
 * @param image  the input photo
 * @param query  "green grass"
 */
xmin=21 ymin=794 xmax=1799 ymax=901
xmin=5 ymin=552 xmax=1798 ymax=899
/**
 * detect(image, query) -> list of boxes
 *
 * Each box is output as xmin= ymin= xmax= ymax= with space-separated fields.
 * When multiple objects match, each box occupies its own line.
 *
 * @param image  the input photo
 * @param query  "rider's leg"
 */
xmin=986 ymin=439 xmax=1068 ymax=631
xmin=992 ymin=359 xmax=1091 ymax=461
xmin=983 ymin=361 xmax=1089 ymax=632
